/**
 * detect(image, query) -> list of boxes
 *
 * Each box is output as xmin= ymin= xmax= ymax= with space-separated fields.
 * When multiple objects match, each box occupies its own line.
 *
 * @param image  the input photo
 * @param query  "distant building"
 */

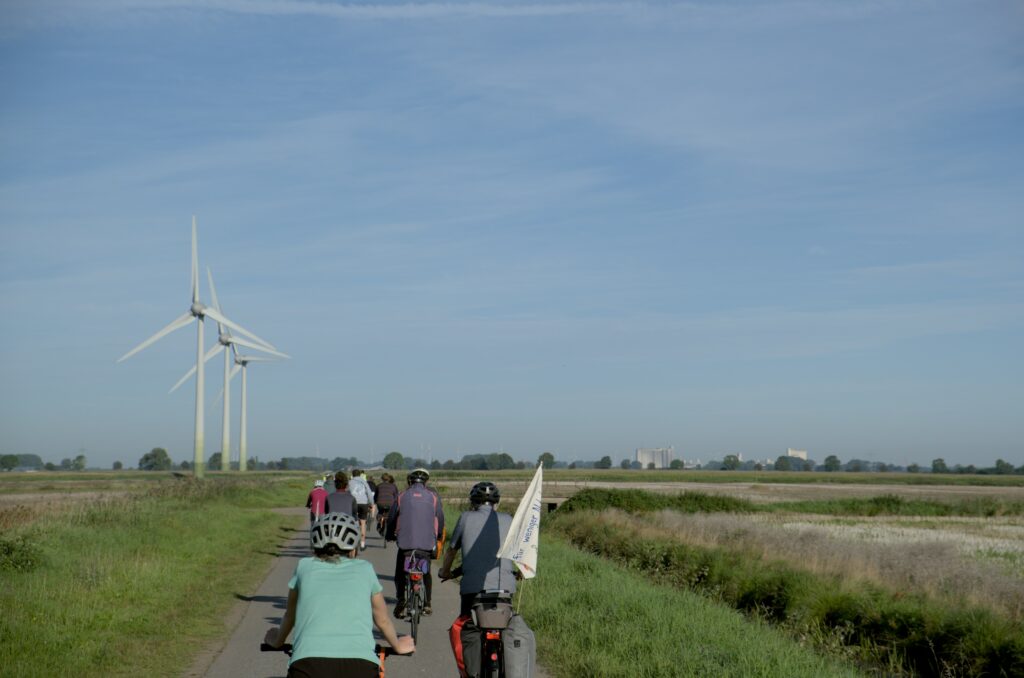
xmin=787 ymin=448 xmax=808 ymax=460
xmin=636 ymin=447 xmax=674 ymax=469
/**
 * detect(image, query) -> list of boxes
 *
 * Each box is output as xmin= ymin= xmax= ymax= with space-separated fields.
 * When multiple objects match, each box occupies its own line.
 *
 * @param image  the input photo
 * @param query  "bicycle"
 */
xmin=260 ymin=641 xmax=411 ymax=678
xmin=402 ymin=549 xmax=432 ymax=643
xmin=441 ymin=568 xmax=519 ymax=678
xmin=470 ymin=591 xmax=514 ymax=678
xmin=376 ymin=505 xmax=390 ymax=537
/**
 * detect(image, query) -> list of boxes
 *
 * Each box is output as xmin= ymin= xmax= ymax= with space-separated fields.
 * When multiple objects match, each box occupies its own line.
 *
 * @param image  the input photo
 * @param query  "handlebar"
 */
xmin=439 ymin=566 xmax=463 ymax=581
xmin=260 ymin=643 xmax=412 ymax=658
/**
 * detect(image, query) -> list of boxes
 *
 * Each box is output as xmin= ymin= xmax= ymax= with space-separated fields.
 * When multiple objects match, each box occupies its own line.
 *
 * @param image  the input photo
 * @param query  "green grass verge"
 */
xmin=550 ymin=509 xmax=1024 ymax=676
xmin=772 ymin=494 xmax=1024 ymax=517
xmin=557 ymin=488 xmax=758 ymax=514
xmin=559 ymin=487 xmax=1024 ymax=517
xmin=516 ymin=536 xmax=862 ymax=678
xmin=0 ymin=476 xmax=307 ymax=677
xmin=429 ymin=468 xmax=1024 ymax=487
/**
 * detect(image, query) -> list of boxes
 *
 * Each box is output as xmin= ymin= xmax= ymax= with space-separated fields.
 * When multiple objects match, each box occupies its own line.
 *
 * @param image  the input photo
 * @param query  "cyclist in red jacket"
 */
xmin=305 ymin=479 xmax=328 ymax=523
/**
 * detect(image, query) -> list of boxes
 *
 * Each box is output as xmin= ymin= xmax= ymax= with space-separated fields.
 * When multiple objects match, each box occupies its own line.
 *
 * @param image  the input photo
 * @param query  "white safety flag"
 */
xmin=497 ymin=463 xmax=543 ymax=579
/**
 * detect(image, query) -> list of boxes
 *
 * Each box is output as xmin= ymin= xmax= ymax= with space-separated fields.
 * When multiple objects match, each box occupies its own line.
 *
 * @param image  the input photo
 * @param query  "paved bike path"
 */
xmin=196 ymin=509 xmax=531 ymax=678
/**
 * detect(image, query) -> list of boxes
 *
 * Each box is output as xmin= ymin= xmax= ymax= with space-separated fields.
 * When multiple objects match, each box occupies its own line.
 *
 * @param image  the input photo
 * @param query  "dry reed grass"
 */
xmin=602 ymin=509 xmax=1024 ymax=621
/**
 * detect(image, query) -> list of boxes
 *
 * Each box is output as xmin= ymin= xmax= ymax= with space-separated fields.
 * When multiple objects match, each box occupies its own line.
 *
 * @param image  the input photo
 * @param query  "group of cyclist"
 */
xmin=276 ymin=467 xmax=516 ymax=677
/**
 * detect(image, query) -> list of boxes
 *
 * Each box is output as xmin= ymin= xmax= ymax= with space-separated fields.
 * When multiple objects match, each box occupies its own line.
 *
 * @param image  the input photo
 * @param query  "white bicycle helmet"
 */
xmin=311 ymin=512 xmax=361 ymax=551
xmin=314 ymin=479 xmax=325 ymax=488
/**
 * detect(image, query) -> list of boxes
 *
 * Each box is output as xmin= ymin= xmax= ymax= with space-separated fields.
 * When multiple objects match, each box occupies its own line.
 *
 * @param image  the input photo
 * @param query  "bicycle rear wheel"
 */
xmin=484 ymin=634 xmax=503 ymax=678
xmin=408 ymin=585 xmax=422 ymax=643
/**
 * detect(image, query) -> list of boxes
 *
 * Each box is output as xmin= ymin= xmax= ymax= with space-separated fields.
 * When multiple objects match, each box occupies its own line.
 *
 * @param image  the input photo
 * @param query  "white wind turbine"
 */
xmin=168 ymin=268 xmax=289 ymax=472
xmin=117 ymin=217 xmax=277 ymax=478
xmin=229 ymin=350 xmax=284 ymax=472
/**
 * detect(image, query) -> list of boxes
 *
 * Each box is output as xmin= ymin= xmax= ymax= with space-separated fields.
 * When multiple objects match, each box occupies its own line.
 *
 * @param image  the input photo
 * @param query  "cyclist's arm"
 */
xmin=439 ymin=515 xmax=463 ymax=579
xmin=435 ymin=498 xmax=445 ymax=535
xmin=438 ymin=546 xmax=457 ymax=579
xmin=371 ymin=591 xmax=414 ymax=654
xmin=264 ymin=588 xmax=298 ymax=648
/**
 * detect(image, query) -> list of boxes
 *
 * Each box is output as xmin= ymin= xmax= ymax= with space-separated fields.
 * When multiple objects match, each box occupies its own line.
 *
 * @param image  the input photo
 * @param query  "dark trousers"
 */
xmin=460 ymin=593 xmax=476 ymax=617
xmin=394 ymin=549 xmax=432 ymax=605
xmin=287 ymin=657 xmax=378 ymax=678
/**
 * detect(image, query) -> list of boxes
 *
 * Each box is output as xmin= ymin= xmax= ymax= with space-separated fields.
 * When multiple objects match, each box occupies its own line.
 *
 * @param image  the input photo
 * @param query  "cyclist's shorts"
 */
xmin=356 ymin=504 xmax=371 ymax=520
xmin=287 ymin=657 xmax=377 ymax=678
xmin=376 ymin=503 xmax=392 ymax=514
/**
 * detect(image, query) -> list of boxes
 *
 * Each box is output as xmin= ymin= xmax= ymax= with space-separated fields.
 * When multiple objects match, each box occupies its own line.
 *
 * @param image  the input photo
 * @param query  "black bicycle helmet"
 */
xmin=407 ymin=468 xmax=430 ymax=485
xmin=469 ymin=481 xmax=500 ymax=505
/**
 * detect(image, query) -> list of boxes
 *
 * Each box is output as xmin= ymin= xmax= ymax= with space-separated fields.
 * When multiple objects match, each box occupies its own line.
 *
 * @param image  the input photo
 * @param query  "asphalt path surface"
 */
xmin=199 ymin=509 xmax=531 ymax=678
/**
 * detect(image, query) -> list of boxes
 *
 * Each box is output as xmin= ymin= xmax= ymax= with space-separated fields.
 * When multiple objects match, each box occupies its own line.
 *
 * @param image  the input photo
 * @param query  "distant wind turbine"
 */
xmin=117 ymin=217 xmax=276 ymax=478
xmin=228 ymin=352 xmax=283 ymax=472
xmin=168 ymin=268 xmax=288 ymax=471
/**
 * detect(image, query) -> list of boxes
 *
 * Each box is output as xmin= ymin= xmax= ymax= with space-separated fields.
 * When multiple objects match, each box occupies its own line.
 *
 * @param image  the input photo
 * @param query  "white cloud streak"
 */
xmin=1 ymin=0 xmax=965 ymax=32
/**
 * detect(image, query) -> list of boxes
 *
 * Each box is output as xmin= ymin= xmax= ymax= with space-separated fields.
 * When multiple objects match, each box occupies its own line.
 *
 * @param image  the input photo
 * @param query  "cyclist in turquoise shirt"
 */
xmin=264 ymin=512 xmax=414 ymax=677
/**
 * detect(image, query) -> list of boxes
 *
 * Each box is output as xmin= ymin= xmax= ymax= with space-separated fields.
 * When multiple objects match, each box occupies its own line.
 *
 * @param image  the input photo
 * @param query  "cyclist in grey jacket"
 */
xmin=439 ymin=481 xmax=517 ymax=616
xmin=325 ymin=472 xmax=358 ymax=519
xmin=349 ymin=469 xmax=375 ymax=550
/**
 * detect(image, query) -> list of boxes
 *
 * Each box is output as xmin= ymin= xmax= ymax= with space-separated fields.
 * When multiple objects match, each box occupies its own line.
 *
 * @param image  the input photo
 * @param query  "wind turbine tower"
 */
xmin=230 ymin=353 xmax=281 ymax=472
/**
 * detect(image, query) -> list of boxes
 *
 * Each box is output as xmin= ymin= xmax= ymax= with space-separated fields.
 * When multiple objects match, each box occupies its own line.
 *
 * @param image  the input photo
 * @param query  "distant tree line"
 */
xmin=685 ymin=454 xmax=1023 ymax=475
xmin=0 ymin=454 xmax=88 ymax=472
xmin=5 ymin=448 xmax=1020 ymax=476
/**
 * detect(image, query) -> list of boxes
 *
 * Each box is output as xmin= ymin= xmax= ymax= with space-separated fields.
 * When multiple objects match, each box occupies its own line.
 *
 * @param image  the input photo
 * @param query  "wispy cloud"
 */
xmin=0 ymin=0 xmax=635 ymax=31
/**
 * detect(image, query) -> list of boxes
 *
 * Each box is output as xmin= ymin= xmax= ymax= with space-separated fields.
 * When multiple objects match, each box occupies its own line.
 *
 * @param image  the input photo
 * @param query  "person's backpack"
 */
xmin=448 ymin=614 xmax=482 ymax=678
xmin=502 ymin=614 xmax=536 ymax=678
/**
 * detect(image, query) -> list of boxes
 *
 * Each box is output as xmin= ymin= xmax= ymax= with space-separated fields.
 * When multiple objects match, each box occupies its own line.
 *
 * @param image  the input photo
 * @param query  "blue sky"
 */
xmin=1 ymin=0 xmax=1021 ymax=468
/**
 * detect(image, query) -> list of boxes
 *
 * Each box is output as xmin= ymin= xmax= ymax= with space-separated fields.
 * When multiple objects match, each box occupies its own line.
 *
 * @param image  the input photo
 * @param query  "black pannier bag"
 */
xmin=449 ymin=614 xmax=483 ymax=678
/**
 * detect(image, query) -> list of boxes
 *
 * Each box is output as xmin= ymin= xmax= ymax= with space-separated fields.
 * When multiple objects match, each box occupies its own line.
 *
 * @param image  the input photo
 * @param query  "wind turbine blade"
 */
xmin=202 ymin=307 xmax=277 ymax=350
xmin=203 ymin=342 xmax=226 ymax=363
xmin=240 ymin=356 xmax=278 ymax=363
xmin=191 ymin=216 xmax=199 ymax=305
xmin=169 ymin=365 xmax=197 ymax=393
xmin=170 ymin=343 xmax=224 ymax=392
xmin=117 ymin=312 xmax=195 ymax=363
xmin=206 ymin=267 xmax=225 ymax=317
xmin=229 ymin=364 xmax=242 ymax=380
xmin=229 ymin=336 xmax=290 ymax=359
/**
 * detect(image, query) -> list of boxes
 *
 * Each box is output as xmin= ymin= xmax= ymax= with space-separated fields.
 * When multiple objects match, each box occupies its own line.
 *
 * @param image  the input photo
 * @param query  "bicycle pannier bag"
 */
xmin=449 ymin=614 xmax=482 ymax=678
xmin=403 ymin=551 xmax=431 ymax=574
xmin=502 ymin=614 xmax=536 ymax=678
xmin=471 ymin=599 xmax=513 ymax=630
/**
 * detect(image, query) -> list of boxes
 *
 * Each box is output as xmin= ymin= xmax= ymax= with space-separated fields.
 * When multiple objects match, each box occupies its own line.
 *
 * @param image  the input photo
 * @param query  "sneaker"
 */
xmin=423 ymin=605 xmax=432 ymax=616
xmin=393 ymin=603 xmax=406 ymax=619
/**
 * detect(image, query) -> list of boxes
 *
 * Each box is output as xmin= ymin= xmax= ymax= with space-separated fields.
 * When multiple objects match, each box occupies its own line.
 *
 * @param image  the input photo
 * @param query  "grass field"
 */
xmin=552 ymin=488 xmax=1024 ymax=676
xmin=0 ymin=475 xmax=307 ymax=677
xmin=431 ymin=468 xmax=1024 ymax=487
xmin=517 ymin=537 xmax=863 ymax=678
xmin=4 ymin=469 xmax=1023 ymax=676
